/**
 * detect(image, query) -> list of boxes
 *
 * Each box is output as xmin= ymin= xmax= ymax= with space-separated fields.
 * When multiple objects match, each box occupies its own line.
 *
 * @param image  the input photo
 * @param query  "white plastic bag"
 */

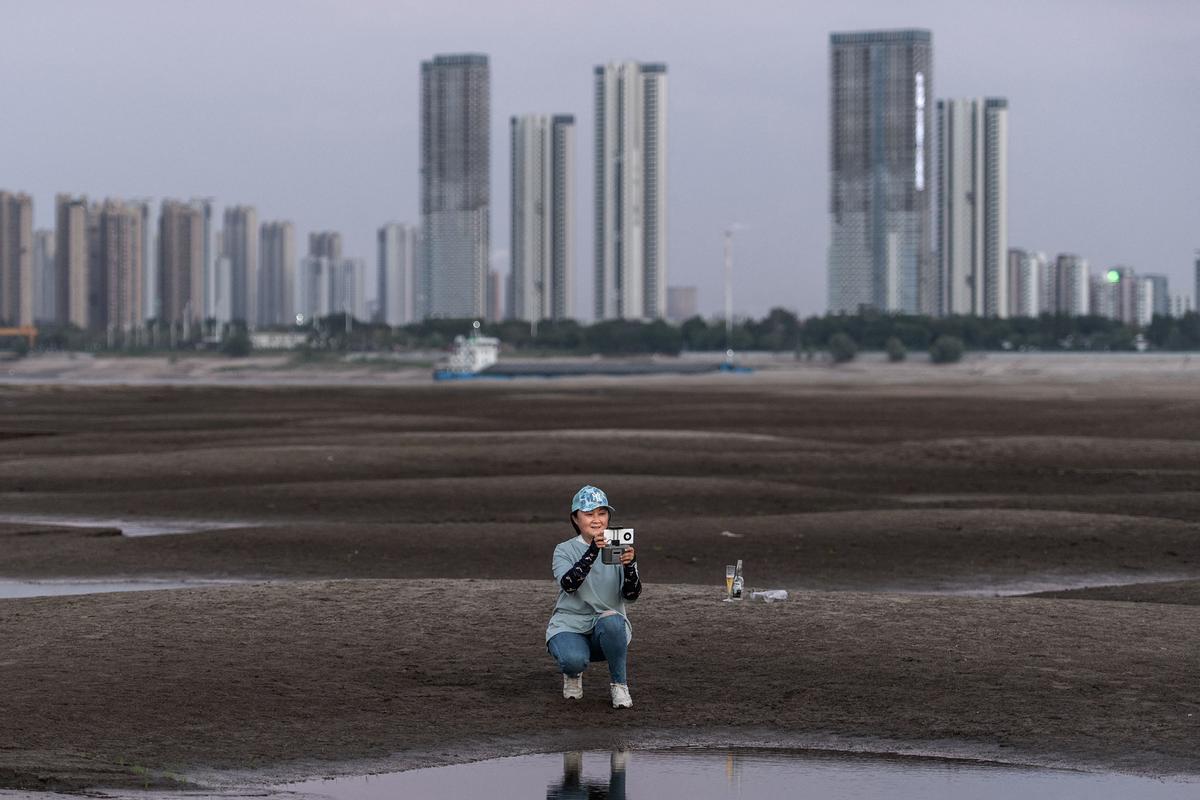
xmin=750 ymin=589 xmax=788 ymax=603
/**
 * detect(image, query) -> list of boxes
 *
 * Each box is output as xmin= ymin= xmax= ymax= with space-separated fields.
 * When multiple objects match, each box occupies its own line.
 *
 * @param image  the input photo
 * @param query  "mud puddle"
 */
xmin=277 ymin=749 xmax=1198 ymax=799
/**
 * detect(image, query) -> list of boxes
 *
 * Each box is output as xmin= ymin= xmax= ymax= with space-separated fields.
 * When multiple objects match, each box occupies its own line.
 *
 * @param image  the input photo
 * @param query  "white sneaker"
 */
xmin=563 ymin=674 xmax=583 ymax=700
xmin=610 ymin=683 xmax=633 ymax=709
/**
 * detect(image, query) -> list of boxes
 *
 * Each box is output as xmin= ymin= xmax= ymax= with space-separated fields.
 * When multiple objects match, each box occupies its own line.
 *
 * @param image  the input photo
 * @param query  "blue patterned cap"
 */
xmin=571 ymin=485 xmax=614 ymax=514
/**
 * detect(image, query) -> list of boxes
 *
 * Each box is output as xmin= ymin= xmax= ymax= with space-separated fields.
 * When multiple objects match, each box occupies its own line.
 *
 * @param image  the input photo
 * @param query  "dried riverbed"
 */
xmin=1 ymin=366 xmax=1199 ymax=789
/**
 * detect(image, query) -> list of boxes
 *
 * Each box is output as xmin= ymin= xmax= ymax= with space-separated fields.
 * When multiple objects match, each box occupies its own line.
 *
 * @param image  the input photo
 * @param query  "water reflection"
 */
xmin=277 ymin=748 xmax=1200 ymax=800
xmin=547 ymin=751 xmax=626 ymax=800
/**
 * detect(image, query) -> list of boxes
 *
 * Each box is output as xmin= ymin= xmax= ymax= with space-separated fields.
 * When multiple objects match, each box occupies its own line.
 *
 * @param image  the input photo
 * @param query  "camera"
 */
xmin=601 ymin=528 xmax=635 ymax=565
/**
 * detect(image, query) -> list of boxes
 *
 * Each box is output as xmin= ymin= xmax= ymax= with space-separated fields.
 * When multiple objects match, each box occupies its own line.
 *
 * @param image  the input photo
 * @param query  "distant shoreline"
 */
xmin=0 ymin=350 xmax=1197 ymax=388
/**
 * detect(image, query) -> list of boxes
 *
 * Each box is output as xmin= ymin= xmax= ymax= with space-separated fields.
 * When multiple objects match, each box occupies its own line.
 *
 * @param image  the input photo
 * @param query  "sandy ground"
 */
xmin=1 ymin=359 xmax=1200 ymax=789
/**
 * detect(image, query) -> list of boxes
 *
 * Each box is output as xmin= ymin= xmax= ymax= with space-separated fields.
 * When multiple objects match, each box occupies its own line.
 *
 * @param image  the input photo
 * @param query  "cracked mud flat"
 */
xmin=0 ymin=362 xmax=1199 ymax=790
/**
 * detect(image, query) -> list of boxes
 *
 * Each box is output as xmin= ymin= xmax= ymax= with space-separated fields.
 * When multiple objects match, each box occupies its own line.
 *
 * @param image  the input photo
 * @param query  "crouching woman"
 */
xmin=546 ymin=485 xmax=641 ymax=709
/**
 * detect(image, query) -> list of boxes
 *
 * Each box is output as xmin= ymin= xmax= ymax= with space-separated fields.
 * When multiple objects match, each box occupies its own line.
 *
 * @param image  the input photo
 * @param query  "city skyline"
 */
xmin=2 ymin=0 xmax=1197 ymax=320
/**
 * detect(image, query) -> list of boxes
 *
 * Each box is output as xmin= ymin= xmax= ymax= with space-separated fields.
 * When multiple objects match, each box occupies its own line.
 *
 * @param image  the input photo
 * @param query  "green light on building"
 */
xmin=1106 ymin=269 xmax=1121 ymax=283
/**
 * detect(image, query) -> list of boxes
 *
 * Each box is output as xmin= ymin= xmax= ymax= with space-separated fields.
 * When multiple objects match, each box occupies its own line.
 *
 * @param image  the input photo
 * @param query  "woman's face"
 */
xmin=574 ymin=507 xmax=610 ymax=541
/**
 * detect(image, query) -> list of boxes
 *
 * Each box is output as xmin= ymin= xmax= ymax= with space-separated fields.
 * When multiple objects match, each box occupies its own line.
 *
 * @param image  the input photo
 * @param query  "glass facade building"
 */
xmin=828 ymin=30 xmax=933 ymax=315
xmin=420 ymin=53 xmax=490 ymax=320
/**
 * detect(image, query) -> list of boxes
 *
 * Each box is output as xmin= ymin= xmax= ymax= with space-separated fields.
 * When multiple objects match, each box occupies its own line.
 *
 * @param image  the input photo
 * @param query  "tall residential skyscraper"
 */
xmin=212 ymin=254 xmax=232 ymax=324
xmin=1039 ymin=254 xmax=1057 ymax=315
xmin=92 ymin=199 xmax=145 ymax=331
xmin=158 ymin=200 xmax=205 ymax=325
xmin=259 ymin=221 xmax=295 ymax=326
xmin=1194 ymin=251 xmax=1199 ymax=315
xmin=33 ymin=229 xmax=55 ymax=323
xmin=222 ymin=206 xmax=259 ymax=326
xmin=188 ymin=198 xmax=215 ymax=319
xmin=1136 ymin=275 xmax=1156 ymax=327
xmin=55 ymin=194 xmax=90 ymax=328
xmin=295 ymin=256 xmax=329 ymax=322
xmin=1091 ymin=266 xmax=1136 ymax=322
xmin=377 ymin=223 xmax=416 ymax=326
xmin=594 ymin=61 xmax=668 ymax=321
xmin=1143 ymin=274 xmax=1169 ymax=318
xmin=295 ymin=256 xmax=363 ymax=320
xmin=1007 ymin=248 xmax=1042 ymax=318
xmin=420 ymin=53 xmax=490 ymax=320
xmin=937 ymin=97 xmax=1008 ymax=317
xmin=828 ymin=30 xmax=933 ymax=315
xmin=1171 ymin=293 xmax=1194 ymax=318
xmin=1052 ymin=253 xmax=1089 ymax=316
xmin=309 ymin=231 xmax=342 ymax=264
xmin=129 ymin=200 xmax=156 ymax=322
xmin=0 ymin=191 xmax=34 ymax=326
xmin=332 ymin=258 xmax=366 ymax=320
xmin=511 ymin=114 xmax=575 ymax=322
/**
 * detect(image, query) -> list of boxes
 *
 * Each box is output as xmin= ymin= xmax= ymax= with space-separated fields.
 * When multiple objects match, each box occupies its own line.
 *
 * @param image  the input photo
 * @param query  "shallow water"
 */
xmin=278 ymin=749 xmax=1199 ymax=800
xmin=0 ymin=578 xmax=246 ymax=599
xmin=0 ymin=513 xmax=251 ymax=537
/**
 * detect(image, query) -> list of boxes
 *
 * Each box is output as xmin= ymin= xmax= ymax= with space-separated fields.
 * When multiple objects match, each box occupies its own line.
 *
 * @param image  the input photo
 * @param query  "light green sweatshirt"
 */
xmin=545 ymin=535 xmax=635 ymax=645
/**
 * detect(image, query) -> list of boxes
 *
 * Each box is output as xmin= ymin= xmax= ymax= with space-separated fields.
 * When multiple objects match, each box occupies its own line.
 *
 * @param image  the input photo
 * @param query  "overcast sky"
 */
xmin=2 ymin=0 xmax=1197 ymax=319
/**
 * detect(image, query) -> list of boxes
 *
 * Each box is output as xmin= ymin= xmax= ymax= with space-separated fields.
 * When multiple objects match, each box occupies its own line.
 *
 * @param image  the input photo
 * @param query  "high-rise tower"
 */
xmin=828 ymin=30 xmax=933 ymax=315
xmin=55 ymin=194 xmax=89 ymax=328
xmin=0 ymin=191 xmax=34 ymax=326
xmin=1143 ymin=274 xmax=1169 ymax=318
xmin=937 ymin=97 xmax=1008 ymax=317
xmin=308 ymin=231 xmax=342 ymax=264
xmin=594 ymin=61 xmax=668 ymax=321
xmin=1194 ymin=251 xmax=1199 ymax=315
xmin=512 ymin=114 xmax=575 ymax=322
xmin=1052 ymin=254 xmax=1090 ymax=316
xmin=377 ymin=223 xmax=417 ymax=326
xmin=189 ymin=198 xmax=215 ymax=319
xmin=221 ymin=206 xmax=259 ymax=326
xmin=420 ymin=53 xmax=490 ymax=320
xmin=33 ymin=229 xmax=55 ymax=324
xmin=158 ymin=200 xmax=205 ymax=325
xmin=259 ymin=221 xmax=294 ymax=326
xmin=92 ymin=199 xmax=145 ymax=331
xmin=1007 ymin=248 xmax=1045 ymax=318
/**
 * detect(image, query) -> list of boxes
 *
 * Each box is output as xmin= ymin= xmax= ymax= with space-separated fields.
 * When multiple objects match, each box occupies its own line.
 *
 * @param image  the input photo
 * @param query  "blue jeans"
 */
xmin=547 ymin=615 xmax=628 ymax=685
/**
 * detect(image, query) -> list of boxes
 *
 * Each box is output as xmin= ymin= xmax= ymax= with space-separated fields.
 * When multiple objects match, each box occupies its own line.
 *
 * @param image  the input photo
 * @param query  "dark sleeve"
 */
xmin=621 ymin=559 xmax=641 ymax=602
xmin=559 ymin=543 xmax=600 ymax=593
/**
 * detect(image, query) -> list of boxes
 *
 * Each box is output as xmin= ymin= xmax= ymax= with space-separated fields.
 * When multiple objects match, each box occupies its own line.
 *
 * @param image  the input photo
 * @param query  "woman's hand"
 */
xmin=620 ymin=546 xmax=636 ymax=566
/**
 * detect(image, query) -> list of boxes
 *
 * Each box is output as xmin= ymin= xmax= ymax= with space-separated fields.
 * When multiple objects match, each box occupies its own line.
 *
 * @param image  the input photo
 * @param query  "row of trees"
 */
xmin=11 ymin=309 xmax=1200 ymax=357
xmin=411 ymin=309 xmax=1200 ymax=355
